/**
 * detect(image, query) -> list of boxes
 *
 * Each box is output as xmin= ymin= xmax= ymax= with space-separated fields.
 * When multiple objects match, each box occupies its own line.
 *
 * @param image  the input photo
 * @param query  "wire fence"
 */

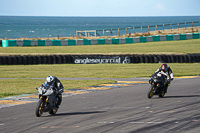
xmin=76 ymin=21 xmax=200 ymax=37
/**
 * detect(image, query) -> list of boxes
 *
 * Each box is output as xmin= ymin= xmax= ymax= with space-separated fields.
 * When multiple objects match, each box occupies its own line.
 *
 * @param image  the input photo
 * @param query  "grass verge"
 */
xmin=0 ymin=79 xmax=115 ymax=98
xmin=0 ymin=63 xmax=199 ymax=79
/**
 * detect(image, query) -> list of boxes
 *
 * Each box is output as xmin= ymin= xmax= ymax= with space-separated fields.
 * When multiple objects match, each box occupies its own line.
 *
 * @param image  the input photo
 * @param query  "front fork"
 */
xmin=151 ymin=82 xmax=158 ymax=93
xmin=39 ymin=96 xmax=48 ymax=101
xmin=39 ymin=96 xmax=48 ymax=107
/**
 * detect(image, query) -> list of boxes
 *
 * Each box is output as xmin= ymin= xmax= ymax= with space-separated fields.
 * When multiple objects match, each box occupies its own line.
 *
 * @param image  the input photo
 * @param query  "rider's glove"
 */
xmin=59 ymin=89 xmax=64 ymax=93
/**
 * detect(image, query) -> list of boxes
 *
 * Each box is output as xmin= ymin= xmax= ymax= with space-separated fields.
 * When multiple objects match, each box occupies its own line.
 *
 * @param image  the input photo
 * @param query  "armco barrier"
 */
xmin=2 ymin=33 xmax=200 ymax=47
xmin=0 ymin=40 xmax=2 ymax=47
xmin=125 ymin=38 xmax=133 ymax=43
xmin=0 ymin=54 xmax=199 ymax=65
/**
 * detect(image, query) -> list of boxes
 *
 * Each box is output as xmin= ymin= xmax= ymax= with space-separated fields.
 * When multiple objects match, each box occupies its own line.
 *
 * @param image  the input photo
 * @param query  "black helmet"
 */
xmin=161 ymin=63 xmax=168 ymax=72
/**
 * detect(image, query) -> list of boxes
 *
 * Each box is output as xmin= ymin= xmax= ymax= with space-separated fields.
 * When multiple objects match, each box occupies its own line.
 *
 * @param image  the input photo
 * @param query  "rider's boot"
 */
xmin=56 ymin=94 xmax=62 ymax=108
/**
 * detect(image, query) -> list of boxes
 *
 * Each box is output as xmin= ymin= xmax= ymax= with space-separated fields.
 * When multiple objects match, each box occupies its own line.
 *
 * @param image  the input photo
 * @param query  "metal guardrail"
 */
xmin=2 ymin=33 xmax=200 ymax=47
xmin=76 ymin=21 xmax=200 ymax=37
xmin=76 ymin=30 xmax=97 ymax=37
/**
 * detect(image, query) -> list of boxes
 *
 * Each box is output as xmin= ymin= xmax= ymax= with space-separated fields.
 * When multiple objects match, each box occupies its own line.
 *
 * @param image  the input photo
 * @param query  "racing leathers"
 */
xmin=41 ymin=76 xmax=64 ymax=107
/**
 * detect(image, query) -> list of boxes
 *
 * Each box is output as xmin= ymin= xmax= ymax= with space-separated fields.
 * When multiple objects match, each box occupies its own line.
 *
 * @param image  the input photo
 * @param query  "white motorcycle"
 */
xmin=35 ymin=83 xmax=59 ymax=117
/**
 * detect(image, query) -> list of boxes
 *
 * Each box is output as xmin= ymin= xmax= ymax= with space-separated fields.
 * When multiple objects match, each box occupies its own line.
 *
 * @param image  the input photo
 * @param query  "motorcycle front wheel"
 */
xmin=147 ymin=85 xmax=155 ymax=99
xmin=35 ymin=99 xmax=44 ymax=117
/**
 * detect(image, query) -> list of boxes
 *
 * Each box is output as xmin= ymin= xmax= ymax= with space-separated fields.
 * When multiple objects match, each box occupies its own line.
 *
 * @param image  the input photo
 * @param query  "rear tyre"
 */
xmin=35 ymin=99 xmax=44 ymax=117
xmin=158 ymin=90 xmax=165 ymax=98
xmin=49 ymin=107 xmax=58 ymax=115
xmin=147 ymin=85 xmax=155 ymax=99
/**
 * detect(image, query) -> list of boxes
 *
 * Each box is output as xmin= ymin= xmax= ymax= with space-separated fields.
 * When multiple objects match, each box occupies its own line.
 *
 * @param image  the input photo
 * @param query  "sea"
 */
xmin=0 ymin=16 xmax=200 ymax=39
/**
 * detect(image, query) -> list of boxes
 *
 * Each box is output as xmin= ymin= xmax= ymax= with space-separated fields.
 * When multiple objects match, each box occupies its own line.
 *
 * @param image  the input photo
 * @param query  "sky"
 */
xmin=0 ymin=0 xmax=200 ymax=16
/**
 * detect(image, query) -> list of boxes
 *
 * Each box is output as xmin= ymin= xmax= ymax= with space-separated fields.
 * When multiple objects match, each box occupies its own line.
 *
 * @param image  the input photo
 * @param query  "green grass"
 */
xmin=0 ymin=63 xmax=199 ymax=79
xmin=0 ymin=39 xmax=200 ymax=55
xmin=0 ymin=79 xmax=115 ymax=98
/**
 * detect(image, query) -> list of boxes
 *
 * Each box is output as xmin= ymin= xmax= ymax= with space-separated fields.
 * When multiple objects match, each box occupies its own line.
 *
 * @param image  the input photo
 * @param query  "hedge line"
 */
xmin=0 ymin=54 xmax=199 ymax=65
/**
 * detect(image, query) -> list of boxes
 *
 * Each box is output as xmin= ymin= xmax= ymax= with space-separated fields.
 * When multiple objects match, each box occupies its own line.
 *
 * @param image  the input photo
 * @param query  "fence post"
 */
xmin=148 ymin=26 xmax=149 ymax=32
xmin=133 ymin=27 xmax=135 ymax=34
xmin=95 ymin=30 xmax=97 ymax=37
xmin=185 ymin=22 xmax=186 ymax=29
xmin=170 ymin=23 xmax=172 ymax=30
xmin=118 ymin=28 xmax=120 ymax=36
xmin=192 ymin=22 xmax=193 ymax=32
xmin=177 ymin=23 xmax=179 ymax=30
xmin=103 ymin=30 xmax=105 ymax=36
xmin=111 ymin=29 xmax=112 ymax=36
xmin=141 ymin=26 xmax=142 ymax=33
xmin=155 ymin=25 xmax=157 ymax=31
xmin=125 ymin=28 xmax=127 ymax=35
xmin=163 ymin=24 xmax=165 ymax=31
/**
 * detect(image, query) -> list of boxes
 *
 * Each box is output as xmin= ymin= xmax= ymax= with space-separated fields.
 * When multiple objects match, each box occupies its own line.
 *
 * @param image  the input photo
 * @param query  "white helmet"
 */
xmin=46 ymin=75 xmax=54 ymax=83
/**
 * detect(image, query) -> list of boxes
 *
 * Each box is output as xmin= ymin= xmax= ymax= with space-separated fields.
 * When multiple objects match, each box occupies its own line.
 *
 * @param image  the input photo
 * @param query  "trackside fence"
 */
xmin=76 ymin=21 xmax=200 ymax=37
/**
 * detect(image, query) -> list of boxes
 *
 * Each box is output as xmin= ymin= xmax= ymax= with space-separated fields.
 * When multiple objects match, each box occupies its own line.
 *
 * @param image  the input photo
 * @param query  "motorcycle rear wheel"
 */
xmin=35 ymin=99 xmax=44 ymax=117
xmin=147 ymin=85 xmax=155 ymax=99
xmin=158 ymin=90 xmax=165 ymax=98
xmin=49 ymin=107 xmax=58 ymax=115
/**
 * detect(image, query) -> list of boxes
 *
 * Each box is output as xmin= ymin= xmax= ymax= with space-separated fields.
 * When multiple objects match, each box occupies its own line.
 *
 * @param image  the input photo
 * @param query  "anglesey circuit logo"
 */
xmin=74 ymin=56 xmax=131 ymax=64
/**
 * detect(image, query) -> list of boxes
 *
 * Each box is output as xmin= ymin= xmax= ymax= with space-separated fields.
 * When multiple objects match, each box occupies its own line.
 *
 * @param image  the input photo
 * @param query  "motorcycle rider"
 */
xmin=155 ymin=63 xmax=174 ymax=92
xmin=41 ymin=75 xmax=64 ymax=108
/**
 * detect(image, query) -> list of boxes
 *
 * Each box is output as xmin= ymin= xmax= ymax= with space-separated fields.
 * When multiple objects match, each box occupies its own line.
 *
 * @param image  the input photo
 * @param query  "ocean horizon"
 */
xmin=0 ymin=16 xmax=200 ymax=39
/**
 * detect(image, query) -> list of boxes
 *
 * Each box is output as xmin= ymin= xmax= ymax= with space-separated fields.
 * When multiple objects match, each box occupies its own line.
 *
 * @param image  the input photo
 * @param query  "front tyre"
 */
xmin=35 ymin=99 xmax=44 ymax=117
xmin=147 ymin=85 xmax=155 ymax=99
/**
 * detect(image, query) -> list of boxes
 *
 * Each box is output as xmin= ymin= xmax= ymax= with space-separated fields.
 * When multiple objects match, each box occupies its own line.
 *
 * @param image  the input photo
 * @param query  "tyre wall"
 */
xmin=0 ymin=54 xmax=199 ymax=65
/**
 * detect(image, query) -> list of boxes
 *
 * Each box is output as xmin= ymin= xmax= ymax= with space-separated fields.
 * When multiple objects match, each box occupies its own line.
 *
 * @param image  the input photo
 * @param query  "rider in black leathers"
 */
xmin=40 ymin=75 xmax=64 ymax=108
xmin=155 ymin=63 xmax=174 ymax=92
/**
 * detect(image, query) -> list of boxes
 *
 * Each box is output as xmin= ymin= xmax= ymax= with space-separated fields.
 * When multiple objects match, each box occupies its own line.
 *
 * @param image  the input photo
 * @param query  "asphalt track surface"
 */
xmin=0 ymin=77 xmax=200 ymax=133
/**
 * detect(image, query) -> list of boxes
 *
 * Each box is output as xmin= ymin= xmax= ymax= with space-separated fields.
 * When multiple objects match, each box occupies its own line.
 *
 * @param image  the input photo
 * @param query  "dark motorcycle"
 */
xmin=147 ymin=72 xmax=167 ymax=98
xmin=35 ymin=83 xmax=59 ymax=117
